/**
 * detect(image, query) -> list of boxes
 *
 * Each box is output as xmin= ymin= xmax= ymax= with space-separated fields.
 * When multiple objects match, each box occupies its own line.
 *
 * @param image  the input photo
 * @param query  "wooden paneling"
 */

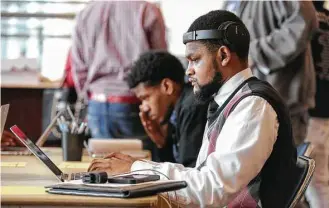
xmin=1 ymin=88 xmax=43 ymax=141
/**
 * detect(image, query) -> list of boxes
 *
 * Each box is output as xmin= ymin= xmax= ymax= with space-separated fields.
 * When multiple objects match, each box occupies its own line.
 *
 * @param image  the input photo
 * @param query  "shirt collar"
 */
xmin=214 ymin=68 xmax=253 ymax=106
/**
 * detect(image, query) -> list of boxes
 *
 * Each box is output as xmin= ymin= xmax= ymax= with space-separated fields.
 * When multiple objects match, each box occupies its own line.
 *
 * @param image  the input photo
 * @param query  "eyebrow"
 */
xmin=185 ymin=52 xmax=193 ymax=59
xmin=185 ymin=43 xmax=201 ymax=59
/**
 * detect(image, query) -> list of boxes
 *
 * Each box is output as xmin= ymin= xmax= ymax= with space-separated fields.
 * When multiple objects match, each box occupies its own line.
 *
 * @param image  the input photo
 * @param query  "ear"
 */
xmin=160 ymin=78 xmax=175 ymax=95
xmin=217 ymin=46 xmax=231 ymax=67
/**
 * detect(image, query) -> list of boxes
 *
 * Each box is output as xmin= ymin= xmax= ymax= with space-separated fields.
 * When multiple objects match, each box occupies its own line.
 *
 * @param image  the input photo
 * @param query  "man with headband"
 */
xmin=88 ymin=10 xmax=297 ymax=207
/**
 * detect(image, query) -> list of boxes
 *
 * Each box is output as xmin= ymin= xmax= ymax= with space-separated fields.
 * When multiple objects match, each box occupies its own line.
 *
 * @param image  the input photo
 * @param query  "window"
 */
xmin=1 ymin=0 xmax=87 ymax=80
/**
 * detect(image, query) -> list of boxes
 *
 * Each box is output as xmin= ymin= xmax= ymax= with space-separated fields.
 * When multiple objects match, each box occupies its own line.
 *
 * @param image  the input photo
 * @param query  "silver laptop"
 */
xmin=10 ymin=125 xmax=86 ymax=182
xmin=0 ymin=104 xmax=10 ymax=138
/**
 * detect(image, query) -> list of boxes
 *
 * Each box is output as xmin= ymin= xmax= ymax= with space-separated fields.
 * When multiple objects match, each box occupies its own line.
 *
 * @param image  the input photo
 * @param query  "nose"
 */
xmin=186 ymin=62 xmax=195 ymax=76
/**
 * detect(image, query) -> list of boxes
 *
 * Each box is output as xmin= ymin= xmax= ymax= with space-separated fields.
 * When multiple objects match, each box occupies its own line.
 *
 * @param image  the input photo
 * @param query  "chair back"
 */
xmin=287 ymin=156 xmax=315 ymax=208
xmin=297 ymin=142 xmax=313 ymax=157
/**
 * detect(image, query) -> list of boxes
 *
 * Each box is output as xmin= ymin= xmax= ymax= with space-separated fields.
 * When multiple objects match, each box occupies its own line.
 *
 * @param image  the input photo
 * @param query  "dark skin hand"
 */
xmin=139 ymin=105 xmax=168 ymax=148
xmin=88 ymin=152 xmax=138 ymax=176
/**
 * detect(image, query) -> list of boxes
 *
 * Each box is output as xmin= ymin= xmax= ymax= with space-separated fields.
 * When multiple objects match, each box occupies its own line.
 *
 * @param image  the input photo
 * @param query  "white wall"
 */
xmin=158 ymin=0 xmax=224 ymax=56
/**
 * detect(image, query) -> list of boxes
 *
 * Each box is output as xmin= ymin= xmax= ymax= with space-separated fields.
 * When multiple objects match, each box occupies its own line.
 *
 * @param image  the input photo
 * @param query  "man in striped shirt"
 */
xmin=71 ymin=1 xmax=167 ymax=147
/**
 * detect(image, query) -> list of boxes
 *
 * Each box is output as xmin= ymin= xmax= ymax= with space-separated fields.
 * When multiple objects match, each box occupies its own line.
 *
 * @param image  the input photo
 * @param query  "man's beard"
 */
xmin=194 ymin=61 xmax=223 ymax=104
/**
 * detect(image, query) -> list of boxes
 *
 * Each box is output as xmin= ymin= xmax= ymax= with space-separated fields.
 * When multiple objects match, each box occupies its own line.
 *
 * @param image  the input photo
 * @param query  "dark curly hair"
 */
xmin=127 ymin=51 xmax=185 ymax=89
xmin=187 ymin=10 xmax=250 ymax=59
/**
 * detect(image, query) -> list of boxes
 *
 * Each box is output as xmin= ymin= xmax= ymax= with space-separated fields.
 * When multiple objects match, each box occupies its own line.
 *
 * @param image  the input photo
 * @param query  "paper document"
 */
xmin=1 ymin=162 xmax=27 ymax=167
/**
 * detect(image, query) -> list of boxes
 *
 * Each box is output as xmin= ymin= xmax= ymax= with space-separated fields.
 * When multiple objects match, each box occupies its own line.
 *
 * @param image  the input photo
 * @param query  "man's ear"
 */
xmin=217 ymin=46 xmax=231 ymax=66
xmin=160 ymin=78 xmax=174 ymax=95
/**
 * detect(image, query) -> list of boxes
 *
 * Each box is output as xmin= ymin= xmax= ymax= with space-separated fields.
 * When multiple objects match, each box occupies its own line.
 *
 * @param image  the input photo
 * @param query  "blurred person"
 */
xmin=88 ymin=10 xmax=298 ymax=207
xmin=63 ymin=48 xmax=75 ymax=89
xmin=305 ymin=1 xmax=329 ymax=208
xmin=71 ymin=1 xmax=167 ymax=144
xmin=224 ymin=1 xmax=318 ymax=145
xmin=126 ymin=51 xmax=208 ymax=167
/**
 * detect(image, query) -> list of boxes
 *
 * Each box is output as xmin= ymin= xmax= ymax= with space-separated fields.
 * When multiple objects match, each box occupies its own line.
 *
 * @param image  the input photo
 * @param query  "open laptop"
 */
xmin=1 ymin=108 xmax=62 ymax=156
xmin=10 ymin=125 xmax=87 ymax=182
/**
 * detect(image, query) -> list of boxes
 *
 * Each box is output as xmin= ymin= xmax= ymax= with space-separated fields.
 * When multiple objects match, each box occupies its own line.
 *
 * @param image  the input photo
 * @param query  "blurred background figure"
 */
xmin=71 ymin=1 xmax=167 ymax=150
xmin=305 ymin=1 xmax=329 ymax=208
xmin=223 ymin=1 xmax=318 ymax=147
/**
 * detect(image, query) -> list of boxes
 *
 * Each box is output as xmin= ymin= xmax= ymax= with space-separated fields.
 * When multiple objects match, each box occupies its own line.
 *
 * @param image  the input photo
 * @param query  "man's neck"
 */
xmin=222 ymin=62 xmax=248 ymax=84
xmin=172 ymin=84 xmax=183 ymax=107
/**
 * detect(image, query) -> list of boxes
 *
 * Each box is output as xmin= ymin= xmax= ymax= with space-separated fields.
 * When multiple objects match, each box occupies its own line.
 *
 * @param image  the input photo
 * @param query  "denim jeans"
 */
xmin=87 ymin=100 xmax=146 ymax=139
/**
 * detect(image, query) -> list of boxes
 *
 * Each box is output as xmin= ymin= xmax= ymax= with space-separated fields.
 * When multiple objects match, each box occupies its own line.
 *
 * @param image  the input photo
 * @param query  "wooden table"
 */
xmin=1 ymin=148 xmax=167 ymax=208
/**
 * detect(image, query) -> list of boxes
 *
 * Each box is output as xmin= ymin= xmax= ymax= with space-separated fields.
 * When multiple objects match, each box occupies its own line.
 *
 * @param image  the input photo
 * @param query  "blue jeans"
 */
xmin=87 ymin=100 xmax=146 ymax=139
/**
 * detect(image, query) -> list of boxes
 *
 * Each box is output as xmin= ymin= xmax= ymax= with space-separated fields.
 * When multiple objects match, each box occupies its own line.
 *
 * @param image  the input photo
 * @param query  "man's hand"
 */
xmin=88 ymin=153 xmax=137 ymax=176
xmin=1 ymin=130 xmax=23 ymax=149
xmin=139 ymin=105 xmax=168 ymax=148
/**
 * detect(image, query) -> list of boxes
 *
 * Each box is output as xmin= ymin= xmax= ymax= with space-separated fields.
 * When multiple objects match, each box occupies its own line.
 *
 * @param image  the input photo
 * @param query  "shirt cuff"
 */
xmin=131 ymin=160 xmax=164 ymax=176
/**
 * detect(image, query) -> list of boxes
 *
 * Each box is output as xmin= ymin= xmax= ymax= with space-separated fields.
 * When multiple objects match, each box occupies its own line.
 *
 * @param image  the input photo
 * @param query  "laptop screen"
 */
xmin=0 ymin=104 xmax=10 ymax=139
xmin=10 ymin=125 xmax=64 ymax=182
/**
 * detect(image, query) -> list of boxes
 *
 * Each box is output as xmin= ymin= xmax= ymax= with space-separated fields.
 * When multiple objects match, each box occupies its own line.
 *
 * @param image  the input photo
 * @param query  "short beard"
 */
xmin=194 ymin=60 xmax=223 ymax=104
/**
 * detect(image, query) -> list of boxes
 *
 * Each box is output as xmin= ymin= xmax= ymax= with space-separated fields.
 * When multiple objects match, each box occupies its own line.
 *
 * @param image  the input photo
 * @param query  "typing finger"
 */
xmin=88 ymin=159 xmax=109 ymax=171
xmin=88 ymin=161 xmax=111 ymax=172
xmin=103 ymin=152 xmax=116 ymax=159
xmin=112 ymin=153 xmax=133 ymax=161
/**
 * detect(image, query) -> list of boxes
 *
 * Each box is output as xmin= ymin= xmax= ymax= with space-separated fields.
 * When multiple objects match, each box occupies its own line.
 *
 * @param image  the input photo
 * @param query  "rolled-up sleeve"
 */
xmin=131 ymin=96 xmax=278 ymax=207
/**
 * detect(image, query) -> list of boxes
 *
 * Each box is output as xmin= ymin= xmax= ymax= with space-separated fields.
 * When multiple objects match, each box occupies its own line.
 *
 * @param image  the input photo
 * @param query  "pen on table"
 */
xmin=66 ymin=106 xmax=78 ymax=133
xmin=78 ymin=122 xmax=86 ymax=134
xmin=60 ymin=115 xmax=66 ymax=124
xmin=57 ymin=118 xmax=69 ymax=133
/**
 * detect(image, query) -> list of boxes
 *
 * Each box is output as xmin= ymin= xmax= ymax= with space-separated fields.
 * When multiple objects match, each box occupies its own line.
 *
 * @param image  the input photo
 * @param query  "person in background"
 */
xmin=88 ymin=10 xmax=298 ymax=207
xmin=63 ymin=48 xmax=75 ymax=88
xmin=223 ymin=1 xmax=318 ymax=146
xmin=126 ymin=51 xmax=208 ymax=167
xmin=305 ymin=1 xmax=329 ymax=208
xmin=71 ymin=1 xmax=167 ymax=147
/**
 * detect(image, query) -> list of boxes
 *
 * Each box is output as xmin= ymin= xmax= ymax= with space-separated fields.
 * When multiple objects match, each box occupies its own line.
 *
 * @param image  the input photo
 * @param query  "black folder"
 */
xmin=45 ymin=180 xmax=187 ymax=198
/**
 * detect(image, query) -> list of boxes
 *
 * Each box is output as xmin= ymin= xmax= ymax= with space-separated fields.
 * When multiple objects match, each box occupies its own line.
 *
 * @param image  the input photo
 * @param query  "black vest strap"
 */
xmin=207 ymin=77 xmax=257 ymax=125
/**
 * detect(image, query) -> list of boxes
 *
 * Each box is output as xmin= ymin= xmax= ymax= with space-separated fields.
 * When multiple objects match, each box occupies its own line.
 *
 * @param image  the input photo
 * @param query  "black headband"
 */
xmin=183 ymin=21 xmax=249 ymax=47
xmin=182 ymin=29 xmax=225 ymax=44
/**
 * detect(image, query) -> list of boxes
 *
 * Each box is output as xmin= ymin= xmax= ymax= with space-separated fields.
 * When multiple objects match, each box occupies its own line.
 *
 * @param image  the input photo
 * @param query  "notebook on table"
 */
xmin=45 ymin=180 xmax=187 ymax=198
